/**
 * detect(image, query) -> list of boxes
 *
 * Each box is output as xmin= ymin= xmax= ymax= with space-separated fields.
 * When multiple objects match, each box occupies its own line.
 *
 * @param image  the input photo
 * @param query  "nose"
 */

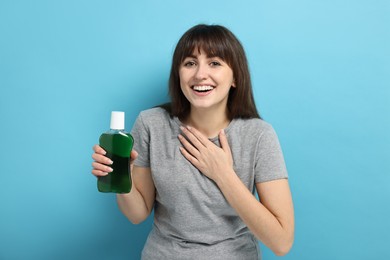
xmin=194 ymin=63 xmax=208 ymax=80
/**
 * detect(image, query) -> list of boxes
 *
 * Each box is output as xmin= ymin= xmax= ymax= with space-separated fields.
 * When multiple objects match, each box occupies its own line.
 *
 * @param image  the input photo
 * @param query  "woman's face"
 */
xmin=179 ymin=49 xmax=235 ymax=112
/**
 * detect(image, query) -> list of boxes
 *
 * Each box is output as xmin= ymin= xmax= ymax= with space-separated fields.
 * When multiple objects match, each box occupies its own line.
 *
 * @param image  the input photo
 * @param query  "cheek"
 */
xmin=179 ymin=71 xmax=189 ymax=85
xmin=225 ymin=75 xmax=235 ymax=88
xmin=179 ymin=79 xmax=190 ymax=97
xmin=179 ymin=78 xmax=187 ymax=92
xmin=219 ymin=69 xmax=234 ymax=86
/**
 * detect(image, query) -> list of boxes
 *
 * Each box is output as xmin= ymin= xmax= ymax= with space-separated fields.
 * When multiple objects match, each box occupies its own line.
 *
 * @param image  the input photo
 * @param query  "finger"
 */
xmin=92 ymin=169 xmax=109 ymax=177
xmin=178 ymin=134 xmax=200 ymax=158
xmin=92 ymin=153 xmax=113 ymax=165
xmin=186 ymin=125 xmax=211 ymax=147
xmin=180 ymin=126 xmax=208 ymax=148
xmin=92 ymin=161 xmax=113 ymax=174
xmin=179 ymin=146 xmax=200 ymax=168
xmin=92 ymin=161 xmax=113 ymax=172
xmin=93 ymin=144 xmax=106 ymax=155
xmin=130 ymin=150 xmax=138 ymax=163
xmin=219 ymin=129 xmax=231 ymax=154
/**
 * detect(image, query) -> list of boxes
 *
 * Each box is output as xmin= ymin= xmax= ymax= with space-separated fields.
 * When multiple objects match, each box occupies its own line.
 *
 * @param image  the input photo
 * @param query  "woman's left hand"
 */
xmin=178 ymin=125 xmax=233 ymax=181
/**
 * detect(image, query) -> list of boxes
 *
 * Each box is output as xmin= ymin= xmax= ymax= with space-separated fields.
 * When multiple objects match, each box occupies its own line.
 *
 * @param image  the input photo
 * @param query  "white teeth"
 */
xmin=193 ymin=85 xmax=214 ymax=91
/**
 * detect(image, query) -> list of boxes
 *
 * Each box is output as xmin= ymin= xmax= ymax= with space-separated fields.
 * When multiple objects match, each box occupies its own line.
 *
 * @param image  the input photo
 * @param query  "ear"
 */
xmin=231 ymin=79 xmax=236 ymax=88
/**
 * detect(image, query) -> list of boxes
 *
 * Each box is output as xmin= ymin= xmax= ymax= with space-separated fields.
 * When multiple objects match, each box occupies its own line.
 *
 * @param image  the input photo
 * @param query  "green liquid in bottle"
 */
xmin=98 ymin=131 xmax=133 ymax=193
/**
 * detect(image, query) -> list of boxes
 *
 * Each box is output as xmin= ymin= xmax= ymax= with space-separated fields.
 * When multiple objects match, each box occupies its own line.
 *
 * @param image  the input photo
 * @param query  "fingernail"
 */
xmin=107 ymin=159 xmax=113 ymax=165
xmin=180 ymin=126 xmax=185 ymax=131
xmin=221 ymin=129 xmax=225 ymax=135
xmin=107 ymin=167 xmax=113 ymax=172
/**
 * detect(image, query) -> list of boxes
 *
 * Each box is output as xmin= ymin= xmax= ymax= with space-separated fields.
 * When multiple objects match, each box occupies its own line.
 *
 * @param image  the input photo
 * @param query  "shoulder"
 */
xmin=137 ymin=107 xmax=172 ymax=124
xmin=139 ymin=107 xmax=170 ymax=118
xmin=231 ymin=117 xmax=275 ymax=137
xmin=134 ymin=107 xmax=177 ymax=133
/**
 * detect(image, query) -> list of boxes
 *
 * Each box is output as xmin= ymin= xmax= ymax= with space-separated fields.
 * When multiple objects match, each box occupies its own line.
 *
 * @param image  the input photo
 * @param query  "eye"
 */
xmin=183 ymin=60 xmax=196 ymax=67
xmin=210 ymin=61 xmax=221 ymax=66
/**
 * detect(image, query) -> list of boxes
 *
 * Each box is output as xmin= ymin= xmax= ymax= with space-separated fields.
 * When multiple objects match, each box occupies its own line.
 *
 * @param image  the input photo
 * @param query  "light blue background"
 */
xmin=1 ymin=0 xmax=389 ymax=259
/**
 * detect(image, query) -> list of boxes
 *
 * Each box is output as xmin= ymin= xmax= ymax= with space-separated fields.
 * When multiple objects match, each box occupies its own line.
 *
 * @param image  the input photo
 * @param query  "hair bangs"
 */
xmin=178 ymin=27 xmax=233 ymax=66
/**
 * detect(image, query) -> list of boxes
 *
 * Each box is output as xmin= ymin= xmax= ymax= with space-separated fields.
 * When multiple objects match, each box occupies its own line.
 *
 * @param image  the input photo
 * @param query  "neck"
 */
xmin=184 ymin=107 xmax=230 ymax=138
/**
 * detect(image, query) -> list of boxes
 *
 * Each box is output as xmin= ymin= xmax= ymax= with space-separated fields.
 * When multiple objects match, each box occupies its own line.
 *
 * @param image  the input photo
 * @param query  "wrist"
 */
xmin=214 ymin=167 xmax=237 ymax=187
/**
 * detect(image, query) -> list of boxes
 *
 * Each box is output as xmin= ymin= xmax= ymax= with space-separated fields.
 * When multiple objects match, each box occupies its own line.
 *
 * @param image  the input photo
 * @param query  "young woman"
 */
xmin=92 ymin=24 xmax=294 ymax=259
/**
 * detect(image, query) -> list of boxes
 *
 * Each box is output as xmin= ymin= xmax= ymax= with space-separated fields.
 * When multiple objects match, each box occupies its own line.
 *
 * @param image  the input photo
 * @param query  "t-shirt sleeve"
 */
xmin=254 ymin=126 xmax=288 ymax=183
xmin=130 ymin=113 xmax=150 ymax=167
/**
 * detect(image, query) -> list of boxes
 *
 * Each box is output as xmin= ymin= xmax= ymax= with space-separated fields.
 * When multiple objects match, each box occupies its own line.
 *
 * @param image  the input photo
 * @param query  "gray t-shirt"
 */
xmin=131 ymin=107 xmax=288 ymax=260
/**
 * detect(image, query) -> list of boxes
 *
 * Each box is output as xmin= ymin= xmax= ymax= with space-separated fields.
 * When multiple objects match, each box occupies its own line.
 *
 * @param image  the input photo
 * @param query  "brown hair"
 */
xmin=165 ymin=24 xmax=261 ymax=120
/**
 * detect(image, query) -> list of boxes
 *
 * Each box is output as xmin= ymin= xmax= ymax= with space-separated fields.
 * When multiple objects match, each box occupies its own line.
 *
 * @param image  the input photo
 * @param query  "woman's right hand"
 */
xmin=91 ymin=145 xmax=139 ymax=177
xmin=91 ymin=145 xmax=114 ymax=177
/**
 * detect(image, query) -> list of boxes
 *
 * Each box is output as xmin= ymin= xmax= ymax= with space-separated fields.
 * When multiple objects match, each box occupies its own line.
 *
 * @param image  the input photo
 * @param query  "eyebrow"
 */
xmin=183 ymin=54 xmax=221 ymax=60
xmin=184 ymin=54 xmax=197 ymax=59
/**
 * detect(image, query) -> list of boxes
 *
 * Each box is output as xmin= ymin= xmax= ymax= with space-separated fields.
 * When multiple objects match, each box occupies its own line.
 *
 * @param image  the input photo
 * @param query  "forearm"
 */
xmin=215 ymin=170 xmax=294 ymax=256
xmin=116 ymin=186 xmax=152 ymax=224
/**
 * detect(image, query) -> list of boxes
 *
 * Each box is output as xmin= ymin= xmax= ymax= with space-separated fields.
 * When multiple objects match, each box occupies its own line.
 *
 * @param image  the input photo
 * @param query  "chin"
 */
xmin=190 ymin=102 xmax=213 ymax=109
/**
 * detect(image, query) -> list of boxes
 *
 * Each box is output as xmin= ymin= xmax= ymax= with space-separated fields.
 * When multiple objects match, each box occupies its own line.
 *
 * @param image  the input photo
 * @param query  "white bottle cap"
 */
xmin=110 ymin=111 xmax=125 ymax=130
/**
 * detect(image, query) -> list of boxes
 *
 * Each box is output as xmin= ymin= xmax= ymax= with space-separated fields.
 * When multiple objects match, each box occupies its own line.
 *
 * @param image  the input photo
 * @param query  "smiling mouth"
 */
xmin=191 ymin=85 xmax=215 ymax=93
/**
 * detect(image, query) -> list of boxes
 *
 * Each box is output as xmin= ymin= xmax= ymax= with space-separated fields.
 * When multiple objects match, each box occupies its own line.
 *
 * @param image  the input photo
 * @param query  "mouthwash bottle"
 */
xmin=98 ymin=111 xmax=133 ymax=193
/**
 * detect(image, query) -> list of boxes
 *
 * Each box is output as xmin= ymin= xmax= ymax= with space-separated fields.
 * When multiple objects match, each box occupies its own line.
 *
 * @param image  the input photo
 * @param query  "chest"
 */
xmin=148 ymin=134 xmax=257 ymax=213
